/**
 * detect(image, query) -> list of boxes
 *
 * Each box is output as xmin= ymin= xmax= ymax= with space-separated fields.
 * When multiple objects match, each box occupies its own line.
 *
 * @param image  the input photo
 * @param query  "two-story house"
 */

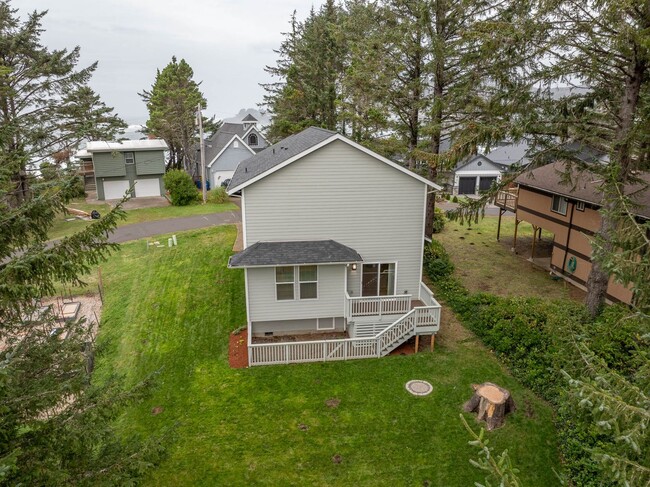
xmin=495 ymin=160 xmax=649 ymax=305
xmin=199 ymin=115 xmax=269 ymax=188
xmin=79 ymin=140 xmax=168 ymax=200
xmin=227 ymin=127 xmax=443 ymax=366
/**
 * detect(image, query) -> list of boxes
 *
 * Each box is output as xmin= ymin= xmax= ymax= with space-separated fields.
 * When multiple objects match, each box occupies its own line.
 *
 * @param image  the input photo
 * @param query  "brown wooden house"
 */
xmin=495 ymin=161 xmax=649 ymax=305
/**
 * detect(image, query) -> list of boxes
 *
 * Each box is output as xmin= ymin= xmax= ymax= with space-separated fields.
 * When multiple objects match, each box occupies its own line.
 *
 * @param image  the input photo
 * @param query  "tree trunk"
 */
xmin=584 ymin=57 xmax=644 ymax=316
xmin=463 ymin=382 xmax=516 ymax=431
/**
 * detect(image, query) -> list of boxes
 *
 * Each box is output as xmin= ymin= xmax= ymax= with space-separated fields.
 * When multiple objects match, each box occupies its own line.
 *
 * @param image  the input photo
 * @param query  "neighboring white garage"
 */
xmin=103 ymin=180 xmax=131 ymax=200
xmin=135 ymin=178 xmax=162 ymax=197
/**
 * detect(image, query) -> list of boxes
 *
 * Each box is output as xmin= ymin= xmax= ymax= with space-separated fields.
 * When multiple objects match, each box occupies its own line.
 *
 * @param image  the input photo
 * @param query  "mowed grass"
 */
xmin=48 ymin=198 xmax=238 ymax=240
xmin=92 ymin=226 xmax=561 ymax=486
xmin=435 ymin=215 xmax=578 ymax=300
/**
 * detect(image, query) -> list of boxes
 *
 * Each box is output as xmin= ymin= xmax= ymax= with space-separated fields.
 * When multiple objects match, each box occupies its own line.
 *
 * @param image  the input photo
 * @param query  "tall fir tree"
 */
xmin=140 ymin=57 xmax=217 ymax=171
xmin=0 ymin=2 xmax=162 ymax=482
xmin=262 ymin=1 xmax=345 ymax=141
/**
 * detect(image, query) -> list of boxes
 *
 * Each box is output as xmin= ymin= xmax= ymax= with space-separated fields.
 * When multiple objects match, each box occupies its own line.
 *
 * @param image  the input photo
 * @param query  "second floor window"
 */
xmin=248 ymin=133 xmax=258 ymax=146
xmin=551 ymin=195 xmax=567 ymax=216
xmin=124 ymin=152 xmax=135 ymax=165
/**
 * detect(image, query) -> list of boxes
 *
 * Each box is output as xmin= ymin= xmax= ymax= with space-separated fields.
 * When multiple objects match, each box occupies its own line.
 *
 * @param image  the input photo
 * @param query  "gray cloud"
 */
xmin=17 ymin=0 xmax=324 ymax=124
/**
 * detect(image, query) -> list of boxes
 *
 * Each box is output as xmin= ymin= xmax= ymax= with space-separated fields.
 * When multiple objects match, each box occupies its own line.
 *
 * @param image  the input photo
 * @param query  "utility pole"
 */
xmin=197 ymin=103 xmax=207 ymax=204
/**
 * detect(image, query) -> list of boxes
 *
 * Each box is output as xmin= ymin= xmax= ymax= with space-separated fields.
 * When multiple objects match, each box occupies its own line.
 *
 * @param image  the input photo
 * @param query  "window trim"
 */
xmin=360 ymin=262 xmax=398 ymax=297
xmin=124 ymin=152 xmax=135 ymax=165
xmin=298 ymin=265 xmax=318 ymax=300
xmin=274 ymin=265 xmax=319 ymax=301
xmin=551 ymin=195 xmax=568 ymax=216
xmin=275 ymin=266 xmax=295 ymax=301
xmin=248 ymin=133 xmax=258 ymax=146
xmin=575 ymin=200 xmax=585 ymax=212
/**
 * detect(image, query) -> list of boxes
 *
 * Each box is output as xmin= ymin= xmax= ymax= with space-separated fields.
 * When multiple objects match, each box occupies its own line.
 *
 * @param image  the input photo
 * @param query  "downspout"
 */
xmin=561 ymin=201 xmax=575 ymax=273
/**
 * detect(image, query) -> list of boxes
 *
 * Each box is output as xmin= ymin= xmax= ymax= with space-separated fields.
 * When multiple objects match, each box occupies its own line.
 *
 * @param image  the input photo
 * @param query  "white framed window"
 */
xmin=551 ymin=195 xmax=567 ymax=216
xmin=361 ymin=262 xmax=396 ymax=297
xmin=248 ymin=133 xmax=258 ymax=146
xmin=275 ymin=266 xmax=294 ymax=300
xmin=124 ymin=152 xmax=135 ymax=165
xmin=576 ymin=201 xmax=585 ymax=211
xmin=317 ymin=317 xmax=335 ymax=330
xmin=299 ymin=265 xmax=318 ymax=299
xmin=233 ymin=140 xmax=239 ymax=148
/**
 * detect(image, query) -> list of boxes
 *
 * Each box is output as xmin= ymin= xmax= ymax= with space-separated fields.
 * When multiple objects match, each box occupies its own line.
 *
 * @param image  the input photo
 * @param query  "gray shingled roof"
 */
xmin=204 ymin=123 xmax=247 ymax=164
xmin=228 ymin=240 xmax=363 ymax=268
xmin=242 ymin=114 xmax=258 ymax=122
xmin=228 ymin=127 xmax=336 ymax=190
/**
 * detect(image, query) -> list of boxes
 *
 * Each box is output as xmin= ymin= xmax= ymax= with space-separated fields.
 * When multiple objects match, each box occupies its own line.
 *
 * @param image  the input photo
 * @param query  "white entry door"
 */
xmin=103 ymin=180 xmax=130 ymax=200
xmin=134 ymin=178 xmax=161 ymax=197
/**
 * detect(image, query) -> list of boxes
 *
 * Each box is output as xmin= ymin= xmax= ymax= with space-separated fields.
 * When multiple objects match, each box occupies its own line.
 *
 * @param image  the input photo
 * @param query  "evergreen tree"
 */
xmin=0 ymin=4 xmax=126 ymax=204
xmin=262 ymin=1 xmax=345 ymax=141
xmin=0 ymin=2 xmax=162 ymax=482
xmin=140 ymin=57 xmax=217 ymax=171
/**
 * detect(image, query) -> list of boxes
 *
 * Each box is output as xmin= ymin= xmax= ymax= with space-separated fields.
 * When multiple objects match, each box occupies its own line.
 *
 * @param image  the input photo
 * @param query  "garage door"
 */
xmin=479 ymin=177 xmax=497 ymax=192
xmin=103 ymin=180 xmax=130 ymax=200
xmin=212 ymin=170 xmax=234 ymax=187
xmin=458 ymin=177 xmax=477 ymax=195
xmin=135 ymin=179 xmax=161 ymax=197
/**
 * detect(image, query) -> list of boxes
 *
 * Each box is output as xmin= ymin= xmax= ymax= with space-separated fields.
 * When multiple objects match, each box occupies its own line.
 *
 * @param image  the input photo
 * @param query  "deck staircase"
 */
xmin=248 ymin=283 xmax=441 ymax=366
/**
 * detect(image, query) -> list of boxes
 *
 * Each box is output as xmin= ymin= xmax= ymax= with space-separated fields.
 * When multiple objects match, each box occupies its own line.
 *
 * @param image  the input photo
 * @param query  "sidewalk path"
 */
xmin=108 ymin=210 xmax=241 ymax=243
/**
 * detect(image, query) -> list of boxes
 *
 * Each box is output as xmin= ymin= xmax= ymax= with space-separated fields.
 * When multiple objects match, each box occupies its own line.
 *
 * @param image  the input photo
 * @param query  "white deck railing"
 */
xmin=249 ymin=285 xmax=442 ymax=366
xmin=345 ymin=292 xmax=412 ymax=319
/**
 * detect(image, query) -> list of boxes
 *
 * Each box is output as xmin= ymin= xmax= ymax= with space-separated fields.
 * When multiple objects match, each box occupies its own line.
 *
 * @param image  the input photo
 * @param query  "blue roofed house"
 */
xmin=227 ymin=127 xmax=443 ymax=366
xmin=199 ymin=115 xmax=269 ymax=188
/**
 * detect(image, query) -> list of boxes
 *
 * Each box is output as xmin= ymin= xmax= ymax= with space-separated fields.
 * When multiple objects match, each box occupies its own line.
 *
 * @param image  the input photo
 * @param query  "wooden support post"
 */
xmin=497 ymin=209 xmax=503 ymax=241
xmin=531 ymin=225 xmax=538 ymax=259
xmin=415 ymin=335 xmax=420 ymax=353
xmin=430 ymin=334 xmax=435 ymax=351
xmin=512 ymin=219 xmax=519 ymax=253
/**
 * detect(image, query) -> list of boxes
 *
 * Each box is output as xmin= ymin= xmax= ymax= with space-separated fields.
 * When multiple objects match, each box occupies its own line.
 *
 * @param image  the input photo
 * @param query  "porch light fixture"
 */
xmin=351 ymin=263 xmax=357 ymax=271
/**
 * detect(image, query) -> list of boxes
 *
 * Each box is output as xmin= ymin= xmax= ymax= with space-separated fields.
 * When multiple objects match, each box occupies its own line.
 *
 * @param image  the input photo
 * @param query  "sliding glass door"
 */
xmin=361 ymin=263 xmax=396 ymax=296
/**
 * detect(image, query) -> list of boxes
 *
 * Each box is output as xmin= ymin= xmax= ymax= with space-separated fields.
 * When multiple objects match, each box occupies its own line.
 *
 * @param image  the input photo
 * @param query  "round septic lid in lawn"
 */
xmin=405 ymin=380 xmax=433 ymax=396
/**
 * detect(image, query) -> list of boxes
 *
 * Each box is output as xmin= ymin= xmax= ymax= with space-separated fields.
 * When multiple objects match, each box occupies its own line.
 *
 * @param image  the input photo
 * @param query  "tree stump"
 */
xmin=463 ymin=382 xmax=516 ymax=431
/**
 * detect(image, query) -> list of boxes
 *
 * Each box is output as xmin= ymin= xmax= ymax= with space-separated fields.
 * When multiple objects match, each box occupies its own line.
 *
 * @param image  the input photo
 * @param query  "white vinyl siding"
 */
xmin=244 ymin=139 xmax=425 ymax=323
xmin=247 ymin=265 xmax=345 ymax=322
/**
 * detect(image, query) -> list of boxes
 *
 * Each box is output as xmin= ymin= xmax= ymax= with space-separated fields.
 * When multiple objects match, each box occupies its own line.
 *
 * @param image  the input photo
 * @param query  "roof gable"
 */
xmin=228 ymin=127 xmax=440 ymax=193
xmin=455 ymin=154 xmax=503 ymax=173
xmin=206 ymin=134 xmax=254 ymax=168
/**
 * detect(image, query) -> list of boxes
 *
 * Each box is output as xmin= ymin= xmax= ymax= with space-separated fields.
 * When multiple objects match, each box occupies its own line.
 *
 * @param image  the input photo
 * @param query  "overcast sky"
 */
xmin=18 ymin=0 xmax=324 ymax=126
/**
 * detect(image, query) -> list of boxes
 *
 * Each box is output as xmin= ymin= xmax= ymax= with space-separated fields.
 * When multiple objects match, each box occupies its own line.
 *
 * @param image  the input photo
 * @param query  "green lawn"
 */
xmin=435 ymin=215 xmax=580 ymax=300
xmin=91 ymin=226 xmax=561 ymax=486
xmin=48 ymin=198 xmax=239 ymax=240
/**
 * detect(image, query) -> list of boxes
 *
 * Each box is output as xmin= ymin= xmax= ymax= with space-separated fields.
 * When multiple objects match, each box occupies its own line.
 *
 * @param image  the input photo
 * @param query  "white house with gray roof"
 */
xmin=453 ymin=140 xmax=531 ymax=195
xmin=194 ymin=115 xmax=269 ymax=187
xmin=227 ymin=127 xmax=443 ymax=366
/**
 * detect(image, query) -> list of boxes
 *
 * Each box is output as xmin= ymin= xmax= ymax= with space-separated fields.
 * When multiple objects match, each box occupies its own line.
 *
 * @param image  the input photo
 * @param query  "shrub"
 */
xmin=423 ymin=240 xmax=649 ymax=485
xmin=163 ymin=170 xmax=199 ymax=206
xmin=451 ymin=195 xmax=459 ymax=203
xmin=423 ymin=240 xmax=454 ymax=281
xmin=207 ymin=187 xmax=229 ymax=204
xmin=432 ymin=207 xmax=446 ymax=233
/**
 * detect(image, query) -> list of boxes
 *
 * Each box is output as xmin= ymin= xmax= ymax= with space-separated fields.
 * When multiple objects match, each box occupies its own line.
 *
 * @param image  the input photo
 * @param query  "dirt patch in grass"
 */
xmin=229 ymin=330 xmax=248 ymax=369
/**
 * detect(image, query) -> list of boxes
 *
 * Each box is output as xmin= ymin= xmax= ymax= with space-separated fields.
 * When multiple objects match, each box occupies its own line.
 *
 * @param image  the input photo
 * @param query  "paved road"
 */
xmin=108 ymin=210 xmax=241 ymax=243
